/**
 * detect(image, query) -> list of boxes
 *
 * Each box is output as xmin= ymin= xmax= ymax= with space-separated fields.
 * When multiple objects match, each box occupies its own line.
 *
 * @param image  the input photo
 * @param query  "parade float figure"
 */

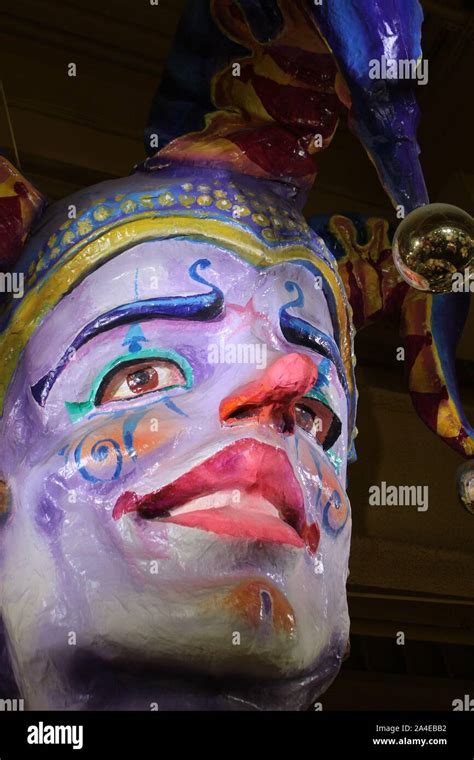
xmin=0 ymin=0 xmax=472 ymax=710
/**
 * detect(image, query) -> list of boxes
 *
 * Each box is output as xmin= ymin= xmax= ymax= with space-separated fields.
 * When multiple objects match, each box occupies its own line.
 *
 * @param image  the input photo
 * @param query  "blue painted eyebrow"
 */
xmin=31 ymin=258 xmax=223 ymax=407
xmin=279 ymin=281 xmax=349 ymax=400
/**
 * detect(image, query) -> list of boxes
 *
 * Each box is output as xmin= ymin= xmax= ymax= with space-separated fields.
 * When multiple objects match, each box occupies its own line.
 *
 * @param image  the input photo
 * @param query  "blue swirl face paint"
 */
xmin=322 ymin=490 xmax=349 ymax=537
xmin=74 ymin=436 xmax=123 ymax=484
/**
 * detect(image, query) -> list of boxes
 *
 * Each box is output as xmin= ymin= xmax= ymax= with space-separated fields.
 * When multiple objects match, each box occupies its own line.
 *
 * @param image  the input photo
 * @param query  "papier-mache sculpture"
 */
xmin=0 ymin=0 xmax=473 ymax=710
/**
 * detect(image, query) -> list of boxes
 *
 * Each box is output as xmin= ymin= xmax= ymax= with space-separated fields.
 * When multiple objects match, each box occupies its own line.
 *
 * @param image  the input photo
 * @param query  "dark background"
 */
xmin=0 ymin=0 xmax=473 ymax=709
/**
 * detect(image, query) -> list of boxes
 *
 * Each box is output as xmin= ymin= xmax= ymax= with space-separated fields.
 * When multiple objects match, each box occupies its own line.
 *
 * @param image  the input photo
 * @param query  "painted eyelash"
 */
xmin=64 ymin=348 xmax=193 ymax=423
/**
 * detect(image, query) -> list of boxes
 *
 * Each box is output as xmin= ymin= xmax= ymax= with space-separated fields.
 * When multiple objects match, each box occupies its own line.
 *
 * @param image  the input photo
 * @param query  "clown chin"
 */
xmin=2 ymin=511 xmax=349 ymax=711
xmin=2 ymin=612 xmax=349 ymax=711
xmin=70 ymin=635 xmax=348 ymax=711
xmin=18 ymin=601 xmax=349 ymax=711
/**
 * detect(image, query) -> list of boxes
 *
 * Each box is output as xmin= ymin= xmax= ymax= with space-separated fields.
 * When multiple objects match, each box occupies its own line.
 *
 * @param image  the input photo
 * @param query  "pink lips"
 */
xmin=113 ymin=438 xmax=320 ymax=552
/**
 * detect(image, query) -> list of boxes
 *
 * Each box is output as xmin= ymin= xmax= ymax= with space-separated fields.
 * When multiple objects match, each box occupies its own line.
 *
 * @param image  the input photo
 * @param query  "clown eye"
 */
xmin=295 ymin=397 xmax=341 ymax=450
xmin=96 ymin=358 xmax=187 ymax=405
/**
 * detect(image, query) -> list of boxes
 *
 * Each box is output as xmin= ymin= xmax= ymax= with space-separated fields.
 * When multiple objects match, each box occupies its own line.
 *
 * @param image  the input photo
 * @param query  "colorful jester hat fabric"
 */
xmin=0 ymin=0 xmax=473 ymax=457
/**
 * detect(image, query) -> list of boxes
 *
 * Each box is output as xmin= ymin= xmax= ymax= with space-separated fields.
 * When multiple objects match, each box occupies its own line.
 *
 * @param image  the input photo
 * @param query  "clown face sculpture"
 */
xmin=0 ymin=169 xmax=355 ymax=710
xmin=0 ymin=0 xmax=472 ymax=711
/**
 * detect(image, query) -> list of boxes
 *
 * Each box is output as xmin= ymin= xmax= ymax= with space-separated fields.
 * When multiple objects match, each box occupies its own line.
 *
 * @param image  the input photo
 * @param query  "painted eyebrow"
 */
xmin=31 ymin=259 xmax=223 ymax=407
xmin=279 ymin=281 xmax=349 ymax=400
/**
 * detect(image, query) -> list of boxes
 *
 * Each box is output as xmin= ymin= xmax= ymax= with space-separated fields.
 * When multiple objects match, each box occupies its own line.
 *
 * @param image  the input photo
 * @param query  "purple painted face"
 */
xmin=0 ymin=235 xmax=352 ymax=710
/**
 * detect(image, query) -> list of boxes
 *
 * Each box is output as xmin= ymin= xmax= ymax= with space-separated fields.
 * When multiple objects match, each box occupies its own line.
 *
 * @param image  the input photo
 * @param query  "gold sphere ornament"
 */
xmin=456 ymin=461 xmax=474 ymax=515
xmin=392 ymin=203 xmax=474 ymax=293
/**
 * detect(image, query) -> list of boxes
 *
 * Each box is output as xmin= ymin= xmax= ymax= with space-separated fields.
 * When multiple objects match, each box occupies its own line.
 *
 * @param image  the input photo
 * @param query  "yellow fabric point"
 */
xmin=437 ymin=399 xmax=462 ymax=439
